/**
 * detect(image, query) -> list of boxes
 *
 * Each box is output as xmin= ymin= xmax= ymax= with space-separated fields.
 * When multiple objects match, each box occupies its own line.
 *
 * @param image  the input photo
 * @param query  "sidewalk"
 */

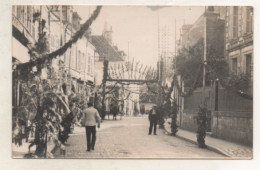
xmin=164 ymin=119 xmax=253 ymax=159
xmin=12 ymin=140 xmax=36 ymax=158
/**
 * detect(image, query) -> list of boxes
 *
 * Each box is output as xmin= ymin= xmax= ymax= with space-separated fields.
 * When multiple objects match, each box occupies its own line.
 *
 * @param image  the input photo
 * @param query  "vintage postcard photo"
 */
xmin=11 ymin=5 xmax=253 ymax=159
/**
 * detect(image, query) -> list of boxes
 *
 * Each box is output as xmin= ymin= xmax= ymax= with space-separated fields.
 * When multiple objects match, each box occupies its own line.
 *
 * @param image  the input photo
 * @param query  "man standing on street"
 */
xmin=148 ymin=106 xmax=159 ymax=135
xmin=81 ymin=102 xmax=101 ymax=152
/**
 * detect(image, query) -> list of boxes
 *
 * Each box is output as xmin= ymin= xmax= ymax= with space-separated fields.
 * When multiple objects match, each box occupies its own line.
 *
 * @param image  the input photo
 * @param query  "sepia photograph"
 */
xmin=11 ymin=5 xmax=253 ymax=159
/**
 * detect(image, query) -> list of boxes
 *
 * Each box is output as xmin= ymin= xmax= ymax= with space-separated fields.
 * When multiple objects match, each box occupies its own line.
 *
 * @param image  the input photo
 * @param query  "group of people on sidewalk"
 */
xmin=80 ymin=102 xmax=159 ymax=152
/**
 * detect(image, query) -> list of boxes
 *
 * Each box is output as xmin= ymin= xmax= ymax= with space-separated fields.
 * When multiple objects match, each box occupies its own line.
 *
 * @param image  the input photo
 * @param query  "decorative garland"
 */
xmin=162 ymin=76 xmax=178 ymax=135
xmin=196 ymin=104 xmax=207 ymax=148
xmin=13 ymin=6 xmax=102 ymax=158
xmin=171 ymin=101 xmax=178 ymax=136
xmin=174 ymin=63 xmax=203 ymax=98
xmin=16 ymin=6 xmax=102 ymax=78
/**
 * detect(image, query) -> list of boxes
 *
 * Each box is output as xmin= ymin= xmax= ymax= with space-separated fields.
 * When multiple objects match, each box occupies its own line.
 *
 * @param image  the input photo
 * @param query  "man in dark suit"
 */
xmin=148 ymin=106 xmax=159 ymax=135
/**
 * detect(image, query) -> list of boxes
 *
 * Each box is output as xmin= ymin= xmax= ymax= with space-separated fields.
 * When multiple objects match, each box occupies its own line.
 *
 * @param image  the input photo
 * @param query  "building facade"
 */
xmin=225 ymin=6 xmax=253 ymax=94
xmin=173 ymin=7 xmax=253 ymax=145
xmin=12 ymin=5 xmax=96 ymax=107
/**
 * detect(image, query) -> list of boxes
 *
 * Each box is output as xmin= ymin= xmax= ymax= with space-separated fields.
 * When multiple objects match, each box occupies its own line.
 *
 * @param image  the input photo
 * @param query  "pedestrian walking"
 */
xmin=140 ymin=104 xmax=145 ymax=117
xmin=111 ymin=103 xmax=118 ymax=120
xmin=81 ymin=102 xmax=101 ymax=152
xmin=148 ymin=106 xmax=159 ymax=135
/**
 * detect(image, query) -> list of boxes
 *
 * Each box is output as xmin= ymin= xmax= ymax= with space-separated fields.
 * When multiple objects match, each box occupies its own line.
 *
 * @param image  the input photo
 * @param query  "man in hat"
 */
xmin=148 ymin=105 xmax=159 ymax=135
xmin=81 ymin=101 xmax=101 ymax=152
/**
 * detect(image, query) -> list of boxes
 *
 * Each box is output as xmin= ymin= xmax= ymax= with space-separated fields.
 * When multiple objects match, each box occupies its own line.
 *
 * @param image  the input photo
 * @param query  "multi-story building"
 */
xmin=61 ymin=7 xmax=96 ymax=97
xmin=173 ymin=7 xmax=253 ymax=145
xmin=174 ymin=7 xmax=225 ymax=107
xmin=225 ymin=6 xmax=253 ymax=94
xmin=173 ymin=7 xmax=225 ymax=133
xmin=12 ymin=5 xmax=96 ymax=107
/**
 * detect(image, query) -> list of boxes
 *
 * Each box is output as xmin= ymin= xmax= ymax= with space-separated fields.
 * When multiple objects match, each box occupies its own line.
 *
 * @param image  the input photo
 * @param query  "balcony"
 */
xmin=12 ymin=14 xmax=36 ymax=45
xmin=243 ymin=33 xmax=253 ymax=44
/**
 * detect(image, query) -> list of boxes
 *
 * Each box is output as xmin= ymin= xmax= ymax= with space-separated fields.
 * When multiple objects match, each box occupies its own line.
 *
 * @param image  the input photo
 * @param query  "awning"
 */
xmin=12 ymin=37 xmax=30 ymax=63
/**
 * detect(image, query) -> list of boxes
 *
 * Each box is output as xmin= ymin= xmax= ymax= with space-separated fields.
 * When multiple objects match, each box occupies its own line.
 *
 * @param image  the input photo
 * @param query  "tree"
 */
xmin=13 ymin=17 xmax=71 ymax=158
xmin=12 ymin=6 xmax=103 ymax=158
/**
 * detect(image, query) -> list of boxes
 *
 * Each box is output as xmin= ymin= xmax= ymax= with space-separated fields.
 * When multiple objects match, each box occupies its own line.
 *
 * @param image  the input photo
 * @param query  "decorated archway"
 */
xmin=97 ymin=59 xmax=164 ymax=120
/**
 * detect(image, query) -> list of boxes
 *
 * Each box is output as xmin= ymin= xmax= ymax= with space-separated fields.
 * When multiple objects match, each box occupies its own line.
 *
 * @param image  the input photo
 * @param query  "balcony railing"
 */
xmin=243 ymin=33 xmax=253 ymax=44
xmin=12 ymin=14 xmax=36 ymax=44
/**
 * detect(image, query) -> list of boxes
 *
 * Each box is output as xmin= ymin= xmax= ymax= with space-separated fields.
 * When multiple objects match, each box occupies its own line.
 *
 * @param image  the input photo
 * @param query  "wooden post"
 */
xmin=158 ymin=60 xmax=164 ymax=129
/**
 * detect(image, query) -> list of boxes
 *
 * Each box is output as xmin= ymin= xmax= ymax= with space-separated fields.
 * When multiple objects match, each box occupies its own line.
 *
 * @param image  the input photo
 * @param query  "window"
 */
xmin=81 ymin=54 xmax=86 ymax=72
xmin=232 ymin=58 xmax=238 ymax=75
xmin=246 ymin=54 xmax=252 ymax=76
xmin=31 ymin=8 xmax=36 ymax=39
xmin=24 ymin=6 xmax=27 ymax=27
xmin=233 ymin=7 xmax=238 ymax=38
xmin=71 ymin=46 xmax=76 ymax=70
xmin=12 ymin=6 xmax=15 ymax=15
xmin=246 ymin=7 xmax=253 ymax=33
xmin=77 ymin=51 xmax=81 ymax=71
xmin=17 ymin=6 xmax=22 ymax=20
xmin=50 ymin=35 xmax=54 ymax=52
xmin=27 ymin=6 xmax=31 ymax=33
xmin=88 ymin=54 xmax=91 ymax=74
xmin=90 ymin=57 xmax=93 ymax=75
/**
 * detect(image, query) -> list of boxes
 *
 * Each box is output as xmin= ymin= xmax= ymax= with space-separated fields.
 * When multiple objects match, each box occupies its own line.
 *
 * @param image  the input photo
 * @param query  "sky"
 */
xmin=74 ymin=6 xmax=205 ymax=68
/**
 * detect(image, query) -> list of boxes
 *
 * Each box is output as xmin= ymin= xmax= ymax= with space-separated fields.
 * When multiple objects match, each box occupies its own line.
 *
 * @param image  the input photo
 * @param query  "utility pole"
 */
xmin=175 ymin=18 xmax=176 ymax=62
xmin=202 ymin=7 xmax=207 ymax=102
xmin=157 ymin=11 xmax=162 ymax=106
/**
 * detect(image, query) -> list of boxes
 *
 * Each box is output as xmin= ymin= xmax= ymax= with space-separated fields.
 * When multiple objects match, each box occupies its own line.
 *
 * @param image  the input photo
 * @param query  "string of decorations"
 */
xmin=196 ymin=104 xmax=207 ymax=148
xmin=107 ymin=60 xmax=158 ymax=81
xmin=145 ymin=82 xmax=159 ymax=94
xmin=174 ymin=63 xmax=203 ymax=98
xmin=16 ymin=6 xmax=102 ymax=75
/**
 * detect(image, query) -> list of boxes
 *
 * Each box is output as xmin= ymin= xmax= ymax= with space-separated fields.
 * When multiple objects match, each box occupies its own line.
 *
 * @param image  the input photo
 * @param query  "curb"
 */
xmin=163 ymin=128 xmax=231 ymax=158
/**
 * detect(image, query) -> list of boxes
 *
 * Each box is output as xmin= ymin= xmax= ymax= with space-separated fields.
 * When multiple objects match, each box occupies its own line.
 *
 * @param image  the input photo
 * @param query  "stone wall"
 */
xmin=178 ymin=110 xmax=198 ymax=133
xmin=178 ymin=110 xmax=253 ymax=146
xmin=211 ymin=111 xmax=253 ymax=146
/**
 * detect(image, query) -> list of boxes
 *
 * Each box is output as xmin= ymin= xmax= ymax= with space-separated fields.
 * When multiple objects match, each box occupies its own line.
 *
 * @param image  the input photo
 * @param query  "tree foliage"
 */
xmin=196 ymin=104 xmax=207 ymax=148
xmin=13 ymin=17 xmax=82 ymax=158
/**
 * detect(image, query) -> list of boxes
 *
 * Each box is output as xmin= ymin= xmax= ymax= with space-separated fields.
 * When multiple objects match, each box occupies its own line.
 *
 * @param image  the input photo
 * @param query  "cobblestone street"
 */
xmin=56 ymin=116 xmax=224 ymax=158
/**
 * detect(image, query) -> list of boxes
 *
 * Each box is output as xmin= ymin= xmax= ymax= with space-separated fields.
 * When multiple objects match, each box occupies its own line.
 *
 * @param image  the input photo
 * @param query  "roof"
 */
xmin=91 ymin=36 xmax=125 ymax=62
xmin=181 ymin=24 xmax=192 ymax=31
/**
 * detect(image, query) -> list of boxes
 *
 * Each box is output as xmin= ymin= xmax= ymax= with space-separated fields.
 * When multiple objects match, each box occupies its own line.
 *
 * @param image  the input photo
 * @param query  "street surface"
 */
xmin=56 ymin=116 xmax=224 ymax=158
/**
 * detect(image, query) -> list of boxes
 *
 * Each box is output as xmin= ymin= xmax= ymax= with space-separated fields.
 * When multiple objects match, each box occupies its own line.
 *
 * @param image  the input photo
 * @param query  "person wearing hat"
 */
xmin=81 ymin=101 xmax=101 ymax=152
xmin=148 ymin=105 xmax=159 ymax=135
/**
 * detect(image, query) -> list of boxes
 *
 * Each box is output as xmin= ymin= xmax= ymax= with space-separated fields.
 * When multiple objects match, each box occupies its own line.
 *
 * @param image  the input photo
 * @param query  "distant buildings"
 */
xmin=91 ymin=24 xmax=140 ymax=116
